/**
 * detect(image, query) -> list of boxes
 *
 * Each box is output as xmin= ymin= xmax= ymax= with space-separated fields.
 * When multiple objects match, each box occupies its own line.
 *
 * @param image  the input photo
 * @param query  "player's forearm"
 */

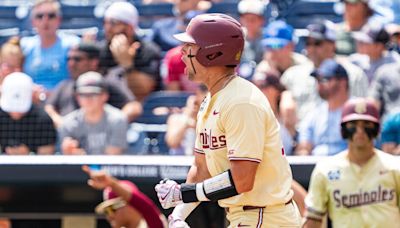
xmin=186 ymin=163 xmax=211 ymax=183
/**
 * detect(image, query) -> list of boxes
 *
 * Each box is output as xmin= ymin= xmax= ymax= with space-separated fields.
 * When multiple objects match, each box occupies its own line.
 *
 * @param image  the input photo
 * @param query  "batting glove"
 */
xmin=168 ymin=214 xmax=190 ymax=228
xmin=155 ymin=179 xmax=183 ymax=209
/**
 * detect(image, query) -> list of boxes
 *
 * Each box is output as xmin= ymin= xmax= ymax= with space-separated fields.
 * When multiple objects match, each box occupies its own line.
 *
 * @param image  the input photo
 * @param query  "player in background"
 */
xmin=154 ymin=13 xmax=302 ymax=227
xmin=303 ymin=97 xmax=400 ymax=228
xmin=82 ymin=165 xmax=166 ymax=228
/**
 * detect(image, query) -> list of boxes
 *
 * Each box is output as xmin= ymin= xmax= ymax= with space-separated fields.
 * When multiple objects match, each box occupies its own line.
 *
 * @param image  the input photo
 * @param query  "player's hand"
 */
xmin=82 ymin=165 xmax=114 ymax=190
xmin=168 ymin=214 xmax=190 ymax=228
xmin=155 ymin=179 xmax=183 ymax=209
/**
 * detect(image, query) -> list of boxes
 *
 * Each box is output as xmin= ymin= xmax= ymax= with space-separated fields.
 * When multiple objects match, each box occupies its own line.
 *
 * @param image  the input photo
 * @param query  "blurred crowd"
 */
xmin=0 ymin=0 xmax=399 ymax=157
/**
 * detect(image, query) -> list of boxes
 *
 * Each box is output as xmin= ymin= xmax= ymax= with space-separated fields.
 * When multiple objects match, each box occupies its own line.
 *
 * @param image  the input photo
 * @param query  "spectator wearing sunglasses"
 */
xmin=296 ymin=59 xmax=350 ymax=156
xmin=82 ymin=165 xmax=166 ymax=228
xmin=281 ymin=20 xmax=368 ymax=121
xmin=45 ymin=42 xmax=142 ymax=127
xmin=59 ymin=71 xmax=128 ymax=155
xmin=20 ymin=0 xmax=80 ymax=92
xmin=252 ymin=20 xmax=310 ymax=88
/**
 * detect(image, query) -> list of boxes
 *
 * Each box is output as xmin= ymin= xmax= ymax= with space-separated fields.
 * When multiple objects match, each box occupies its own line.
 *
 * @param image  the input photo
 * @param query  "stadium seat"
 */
xmin=275 ymin=0 xmax=341 ymax=28
xmin=0 ymin=5 xmax=25 ymax=44
xmin=128 ymin=91 xmax=192 ymax=155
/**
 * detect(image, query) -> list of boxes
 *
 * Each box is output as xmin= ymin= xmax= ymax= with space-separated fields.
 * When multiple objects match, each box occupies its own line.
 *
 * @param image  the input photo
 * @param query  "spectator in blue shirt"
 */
xmin=296 ymin=59 xmax=349 ymax=156
xmin=20 ymin=0 xmax=80 ymax=91
xmin=381 ymin=111 xmax=400 ymax=155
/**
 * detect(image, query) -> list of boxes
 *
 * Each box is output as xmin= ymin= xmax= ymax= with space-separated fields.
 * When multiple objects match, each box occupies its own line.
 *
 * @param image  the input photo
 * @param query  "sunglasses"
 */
xmin=305 ymin=40 xmax=323 ymax=47
xmin=35 ymin=12 xmax=58 ymax=20
xmin=77 ymin=93 xmax=102 ymax=97
xmin=67 ymin=56 xmax=86 ymax=62
xmin=316 ymin=77 xmax=333 ymax=84
xmin=103 ymin=200 xmax=127 ymax=216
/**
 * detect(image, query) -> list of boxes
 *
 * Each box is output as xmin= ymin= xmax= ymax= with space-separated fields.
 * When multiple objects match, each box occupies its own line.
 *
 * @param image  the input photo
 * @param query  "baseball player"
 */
xmin=154 ymin=13 xmax=302 ymax=227
xmin=304 ymin=97 xmax=400 ymax=228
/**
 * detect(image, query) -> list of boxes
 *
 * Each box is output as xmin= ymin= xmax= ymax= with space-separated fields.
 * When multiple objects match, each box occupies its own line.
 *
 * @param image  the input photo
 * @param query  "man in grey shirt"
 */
xmin=59 ymin=71 xmax=128 ymax=155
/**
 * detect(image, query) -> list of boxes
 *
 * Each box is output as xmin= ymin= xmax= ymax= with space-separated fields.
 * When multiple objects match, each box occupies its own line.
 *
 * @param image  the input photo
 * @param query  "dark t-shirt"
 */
xmin=0 ymin=106 xmax=57 ymax=153
xmin=98 ymin=37 xmax=162 ymax=90
xmin=46 ymin=78 xmax=135 ymax=116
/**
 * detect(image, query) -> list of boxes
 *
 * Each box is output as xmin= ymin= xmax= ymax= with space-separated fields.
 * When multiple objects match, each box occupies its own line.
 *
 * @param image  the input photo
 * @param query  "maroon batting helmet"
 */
xmin=341 ymin=98 xmax=380 ymax=139
xmin=174 ymin=13 xmax=244 ymax=67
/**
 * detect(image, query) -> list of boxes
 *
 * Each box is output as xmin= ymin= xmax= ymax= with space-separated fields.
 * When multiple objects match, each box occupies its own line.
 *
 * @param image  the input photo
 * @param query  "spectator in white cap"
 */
xmin=237 ymin=0 xmax=266 ymax=65
xmin=98 ymin=1 xmax=162 ymax=102
xmin=0 ymin=72 xmax=57 ymax=155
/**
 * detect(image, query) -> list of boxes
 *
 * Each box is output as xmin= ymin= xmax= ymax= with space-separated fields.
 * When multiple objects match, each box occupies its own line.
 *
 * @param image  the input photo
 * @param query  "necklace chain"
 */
xmin=209 ymin=73 xmax=237 ymax=93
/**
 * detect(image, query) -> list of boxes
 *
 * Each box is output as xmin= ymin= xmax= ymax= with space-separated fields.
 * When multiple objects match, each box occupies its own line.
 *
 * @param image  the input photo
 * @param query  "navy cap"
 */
xmin=352 ymin=23 xmax=390 ymax=44
xmin=306 ymin=20 xmax=336 ymax=41
xmin=261 ymin=20 xmax=293 ymax=49
xmin=311 ymin=59 xmax=348 ymax=80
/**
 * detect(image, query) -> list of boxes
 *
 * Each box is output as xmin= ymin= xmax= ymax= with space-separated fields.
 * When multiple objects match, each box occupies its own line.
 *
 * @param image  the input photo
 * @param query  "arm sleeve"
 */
xmin=223 ymin=103 xmax=265 ymax=161
xmin=128 ymin=188 xmax=164 ymax=228
xmin=305 ymin=163 xmax=329 ymax=219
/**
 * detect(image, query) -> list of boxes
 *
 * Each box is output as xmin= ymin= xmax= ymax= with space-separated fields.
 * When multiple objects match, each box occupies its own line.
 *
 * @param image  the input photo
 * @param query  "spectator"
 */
xmin=45 ymin=42 xmax=142 ymax=127
xmin=0 ymin=37 xmax=23 ymax=84
xmin=162 ymin=45 xmax=199 ymax=92
xmin=350 ymin=23 xmax=399 ymax=83
xmin=99 ymin=1 xmax=162 ymax=102
xmin=381 ymin=111 xmax=400 ymax=155
xmin=303 ymin=98 xmax=400 ymax=228
xmin=82 ymin=165 xmax=166 ymax=228
xmin=386 ymin=23 xmax=400 ymax=53
xmin=20 ymin=0 xmax=80 ymax=91
xmin=59 ymin=72 xmax=128 ymax=155
xmin=335 ymin=0 xmax=372 ymax=55
xmin=150 ymin=0 xmax=210 ymax=52
xmin=0 ymin=72 xmax=56 ymax=155
xmin=1 ymin=37 xmax=49 ymax=105
xmin=252 ymin=20 xmax=310 ymax=87
xmin=237 ymin=0 xmax=266 ymax=65
xmin=165 ymin=84 xmax=207 ymax=155
xmin=282 ymin=20 xmax=368 ymax=121
xmin=368 ymin=62 xmax=400 ymax=120
xmin=296 ymin=59 xmax=349 ymax=156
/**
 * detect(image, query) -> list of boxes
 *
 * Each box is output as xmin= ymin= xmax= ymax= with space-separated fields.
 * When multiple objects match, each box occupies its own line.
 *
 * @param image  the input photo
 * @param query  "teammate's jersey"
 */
xmin=306 ymin=150 xmax=400 ymax=228
xmin=194 ymin=76 xmax=293 ymax=208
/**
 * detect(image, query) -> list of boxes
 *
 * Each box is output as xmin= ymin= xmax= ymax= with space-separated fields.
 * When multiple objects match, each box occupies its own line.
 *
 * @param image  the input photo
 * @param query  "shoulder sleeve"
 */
xmin=223 ymin=103 xmax=266 ymax=161
xmin=305 ymin=163 xmax=329 ymax=220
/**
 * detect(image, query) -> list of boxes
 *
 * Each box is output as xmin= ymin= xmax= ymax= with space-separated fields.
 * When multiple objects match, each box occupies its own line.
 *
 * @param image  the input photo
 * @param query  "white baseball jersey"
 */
xmin=306 ymin=149 xmax=400 ymax=228
xmin=194 ymin=76 xmax=293 ymax=208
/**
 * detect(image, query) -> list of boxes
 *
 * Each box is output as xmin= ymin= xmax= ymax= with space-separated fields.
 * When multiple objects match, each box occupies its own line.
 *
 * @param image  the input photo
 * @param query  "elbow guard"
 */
xmin=181 ymin=170 xmax=238 ymax=203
